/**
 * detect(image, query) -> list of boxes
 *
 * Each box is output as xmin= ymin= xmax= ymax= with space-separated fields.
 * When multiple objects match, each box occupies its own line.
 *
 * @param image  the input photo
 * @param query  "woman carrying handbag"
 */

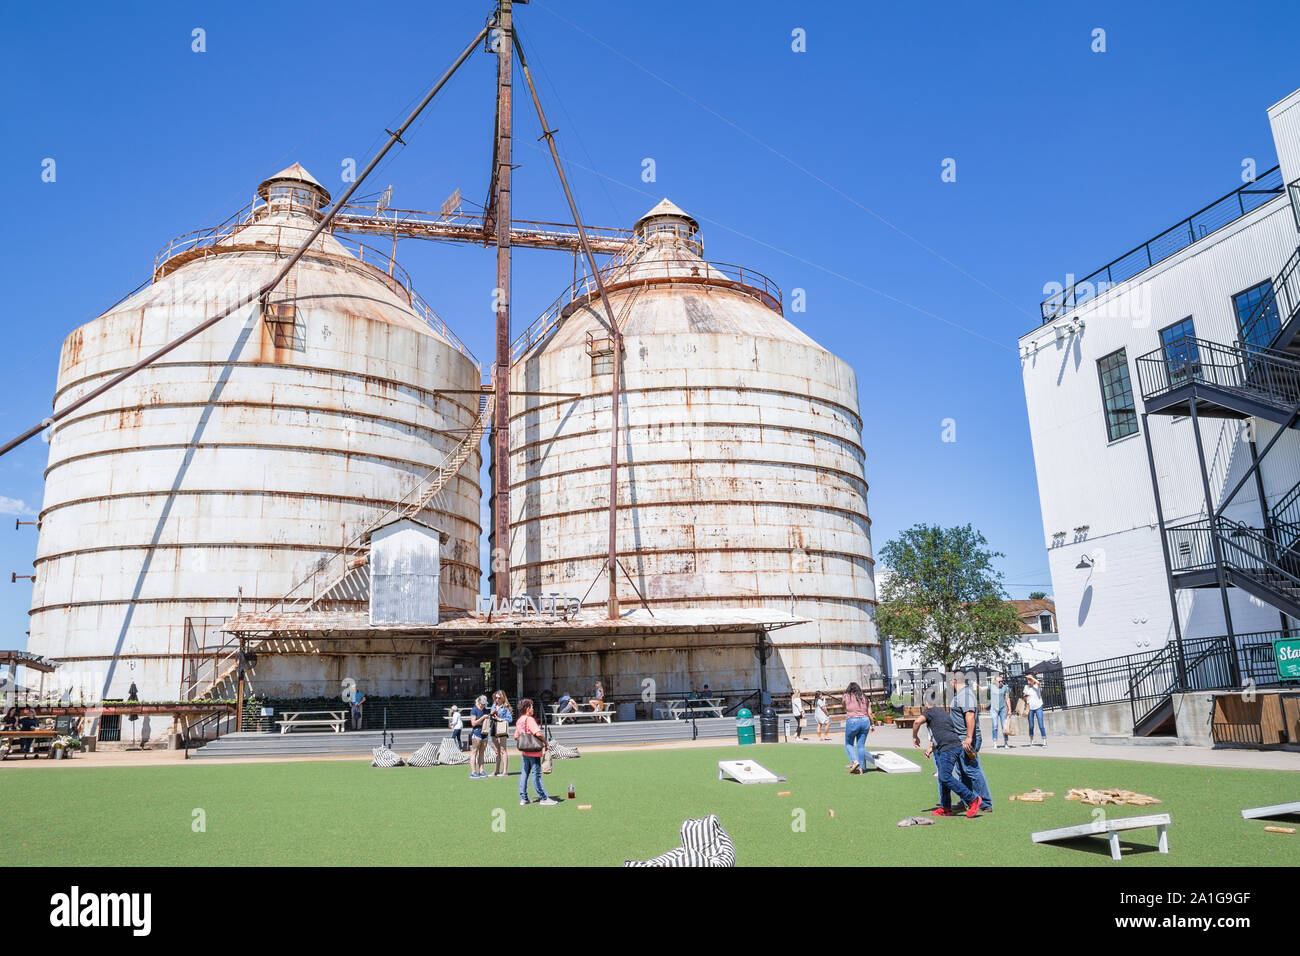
xmin=490 ymin=690 xmax=513 ymax=777
xmin=514 ymin=699 xmax=557 ymax=806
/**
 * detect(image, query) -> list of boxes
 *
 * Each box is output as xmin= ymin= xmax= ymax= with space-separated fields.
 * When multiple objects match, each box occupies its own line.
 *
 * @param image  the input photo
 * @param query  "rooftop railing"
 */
xmin=1040 ymin=166 xmax=1283 ymax=324
xmin=151 ymin=199 xmax=477 ymax=367
xmin=511 ymin=255 xmax=782 ymax=363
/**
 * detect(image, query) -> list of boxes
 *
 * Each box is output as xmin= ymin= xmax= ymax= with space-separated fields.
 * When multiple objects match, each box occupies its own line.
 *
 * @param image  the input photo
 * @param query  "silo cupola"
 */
xmin=257 ymin=162 xmax=331 ymax=219
xmin=634 ymin=198 xmax=702 ymax=254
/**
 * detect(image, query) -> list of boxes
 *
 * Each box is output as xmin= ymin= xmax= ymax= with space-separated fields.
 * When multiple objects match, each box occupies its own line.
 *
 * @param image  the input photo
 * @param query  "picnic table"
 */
xmin=0 ymin=729 xmax=57 ymax=759
xmin=549 ymin=703 xmax=613 ymax=725
xmin=275 ymin=710 xmax=347 ymax=734
xmin=661 ymin=697 xmax=725 ymax=720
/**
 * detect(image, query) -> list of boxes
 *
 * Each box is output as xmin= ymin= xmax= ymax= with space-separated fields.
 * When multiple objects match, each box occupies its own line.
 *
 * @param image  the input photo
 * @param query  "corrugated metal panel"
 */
xmin=503 ymin=209 xmax=878 ymax=694
xmin=28 ymin=172 xmax=480 ymax=701
xmin=1022 ymin=185 xmax=1300 ymax=663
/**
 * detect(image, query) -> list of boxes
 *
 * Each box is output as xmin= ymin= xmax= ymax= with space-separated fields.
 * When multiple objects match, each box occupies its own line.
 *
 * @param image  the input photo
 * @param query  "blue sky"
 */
xmin=1 ymin=0 xmax=1297 ymax=648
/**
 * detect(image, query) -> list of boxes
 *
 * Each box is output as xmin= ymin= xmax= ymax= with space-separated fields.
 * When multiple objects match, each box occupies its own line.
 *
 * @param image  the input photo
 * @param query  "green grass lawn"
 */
xmin=7 ymin=745 xmax=1299 ymax=866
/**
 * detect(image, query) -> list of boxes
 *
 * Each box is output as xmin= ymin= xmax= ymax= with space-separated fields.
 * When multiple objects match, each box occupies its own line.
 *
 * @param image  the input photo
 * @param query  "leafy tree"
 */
xmin=1027 ymin=591 xmax=1047 ymax=600
xmin=876 ymin=524 xmax=1022 ymax=672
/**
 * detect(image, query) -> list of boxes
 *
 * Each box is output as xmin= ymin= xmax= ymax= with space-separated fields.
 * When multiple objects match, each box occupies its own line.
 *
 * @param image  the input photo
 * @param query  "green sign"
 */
xmin=1274 ymin=638 xmax=1300 ymax=682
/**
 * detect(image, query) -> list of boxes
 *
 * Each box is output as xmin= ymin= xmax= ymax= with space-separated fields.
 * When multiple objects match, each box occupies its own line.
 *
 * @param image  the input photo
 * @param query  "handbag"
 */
xmin=493 ymin=718 xmax=510 ymax=737
xmin=1015 ymin=697 xmax=1029 ymax=718
xmin=516 ymin=730 xmax=545 ymax=751
xmin=541 ymin=748 xmax=553 ymax=774
xmin=1004 ymin=714 xmax=1018 ymax=737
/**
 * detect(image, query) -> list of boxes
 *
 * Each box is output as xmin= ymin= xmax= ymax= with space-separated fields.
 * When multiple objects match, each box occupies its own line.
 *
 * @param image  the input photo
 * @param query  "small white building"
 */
xmin=1021 ymin=89 xmax=1300 ymax=667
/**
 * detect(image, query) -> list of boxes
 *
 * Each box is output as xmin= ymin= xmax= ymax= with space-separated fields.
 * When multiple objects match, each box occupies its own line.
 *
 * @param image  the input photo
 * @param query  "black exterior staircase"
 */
xmin=1239 ymin=244 xmax=1300 ymax=358
xmin=1136 ymin=336 xmax=1300 ymax=427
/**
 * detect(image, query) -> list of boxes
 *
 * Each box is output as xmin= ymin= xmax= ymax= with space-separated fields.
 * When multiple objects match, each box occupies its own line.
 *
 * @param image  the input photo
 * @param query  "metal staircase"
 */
xmin=1239 ymin=245 xmax=1300 ymax=358
xmin=1128 ymin=636 xmax=1240 ymax=737
xmin=1133 ymin=257 xmax=1300 ymax=737
xmin=272 ymin=380 xmax=497 ymax=615
xmin=180 ymin=381 xmax=495 ymax=706
xmin=1136 ymin=337 xmax=1300 ymax=426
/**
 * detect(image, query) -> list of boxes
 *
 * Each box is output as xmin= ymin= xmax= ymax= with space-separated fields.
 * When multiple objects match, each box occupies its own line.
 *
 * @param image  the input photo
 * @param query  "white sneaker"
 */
xmin=539 ymin=798 xmax=559 ymax=806
xmin=519 ymin=799 xmax=530 ymax=807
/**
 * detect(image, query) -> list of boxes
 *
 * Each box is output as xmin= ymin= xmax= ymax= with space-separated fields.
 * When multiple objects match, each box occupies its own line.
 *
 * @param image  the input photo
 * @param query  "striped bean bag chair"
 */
xmin=371 ymin=746 xmax=404 ymax=768
xmin=436 ymin=737 xmax=469 ymax=766
xmin=623 ymin=815 xmax=736 ymax=867
xmin=407 ymin=742 xmax=439 ymax=768
xmin=547 ymin=739 xmax=580 ymax=760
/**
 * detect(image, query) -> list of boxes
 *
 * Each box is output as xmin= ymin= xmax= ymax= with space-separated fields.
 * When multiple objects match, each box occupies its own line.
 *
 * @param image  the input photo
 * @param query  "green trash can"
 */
xmin=735 ymin=708 xmax=756 ymax=746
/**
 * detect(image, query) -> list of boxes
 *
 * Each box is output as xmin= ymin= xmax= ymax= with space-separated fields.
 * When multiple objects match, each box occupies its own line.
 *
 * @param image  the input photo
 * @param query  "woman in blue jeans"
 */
xmin=514 ymin=699 xmax=557 ymax=806
xmin=841 ymin=682 xmax=873 ymax=774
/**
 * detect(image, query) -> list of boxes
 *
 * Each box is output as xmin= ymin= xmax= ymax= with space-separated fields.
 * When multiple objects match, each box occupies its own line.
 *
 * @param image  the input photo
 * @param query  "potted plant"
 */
xmin=50 ymin=736 xmax=83 ymax=759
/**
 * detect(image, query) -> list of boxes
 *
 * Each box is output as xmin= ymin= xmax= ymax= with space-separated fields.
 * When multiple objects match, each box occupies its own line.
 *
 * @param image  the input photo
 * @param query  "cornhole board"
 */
xmin=870 ymin=751 xmax=921 ymax=774
xmin=718 ymin=759 xmax=781 ymax=784
xmin=1032 ymin=813 xmax=1171 ymax=862
xmin=1241 ymin=801 xmax=1300 ymax=820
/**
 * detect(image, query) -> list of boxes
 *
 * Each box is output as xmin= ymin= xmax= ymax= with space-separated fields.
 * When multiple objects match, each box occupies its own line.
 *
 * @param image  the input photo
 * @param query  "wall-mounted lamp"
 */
xmin=1075 ymin=555 xmax=1095 ymax=571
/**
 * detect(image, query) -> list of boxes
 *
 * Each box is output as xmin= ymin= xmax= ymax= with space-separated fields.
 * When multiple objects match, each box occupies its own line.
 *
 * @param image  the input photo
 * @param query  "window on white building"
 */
xmin=1038 ymin=612 xmax=1054 ymax=633
xmin=1233 ymin=280 xmax=1279 ymax=349
xmin=1097 ymin=349 xmax=1138 ymax=442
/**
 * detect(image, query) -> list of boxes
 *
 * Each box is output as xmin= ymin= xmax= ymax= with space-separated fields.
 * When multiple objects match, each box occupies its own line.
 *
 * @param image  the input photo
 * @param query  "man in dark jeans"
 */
xmin=18 ymin=707 xmax=38 ymax=754
xmin=949 ymin=674 xmax=993 ymax=813
xmin=912 ymin=707 xmax=983 ymax=818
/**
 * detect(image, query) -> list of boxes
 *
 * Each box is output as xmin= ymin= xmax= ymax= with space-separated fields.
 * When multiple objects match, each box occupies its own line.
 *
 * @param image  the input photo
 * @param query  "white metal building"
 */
xmin=1021 ymin=90 xmax=1300 ymax=668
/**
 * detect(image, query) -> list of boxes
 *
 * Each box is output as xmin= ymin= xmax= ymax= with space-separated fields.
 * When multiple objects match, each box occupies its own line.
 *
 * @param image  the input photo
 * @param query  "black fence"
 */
xmin=1054 ymin=632 xmax=1289 ymax=714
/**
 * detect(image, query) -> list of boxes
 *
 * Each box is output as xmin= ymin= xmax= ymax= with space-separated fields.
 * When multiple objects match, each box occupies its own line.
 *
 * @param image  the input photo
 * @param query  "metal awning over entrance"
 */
xmin=222 ymin=607 xmax=807 ymax=651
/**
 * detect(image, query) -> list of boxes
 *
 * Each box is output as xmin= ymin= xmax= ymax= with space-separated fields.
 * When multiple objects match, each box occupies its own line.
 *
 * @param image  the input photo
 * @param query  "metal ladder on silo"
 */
xmin=262 ymin=266 xmax=300 ymax=348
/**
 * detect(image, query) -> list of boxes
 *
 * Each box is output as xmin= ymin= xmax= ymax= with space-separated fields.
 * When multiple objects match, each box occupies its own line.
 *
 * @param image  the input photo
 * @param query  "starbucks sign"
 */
xmin=1275 ymin=638 xmax=1300 ymax=682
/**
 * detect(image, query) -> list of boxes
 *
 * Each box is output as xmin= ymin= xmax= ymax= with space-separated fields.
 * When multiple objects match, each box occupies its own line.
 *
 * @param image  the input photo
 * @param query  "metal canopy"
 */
xmin=0 ymin=650 xmax=58 ymax=673
xmin=222 ymin=608 xmax=808 ymax=645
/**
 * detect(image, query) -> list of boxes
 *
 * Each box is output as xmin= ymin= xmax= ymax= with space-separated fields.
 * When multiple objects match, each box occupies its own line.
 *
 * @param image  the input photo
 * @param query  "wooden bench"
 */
xmin=1032 ymin=813 xmax=1172 ymax=861
xmin=276 ymin=710 xmax=347 ymax=734
xmin=0 ymin=729 xmax=58 ymax=758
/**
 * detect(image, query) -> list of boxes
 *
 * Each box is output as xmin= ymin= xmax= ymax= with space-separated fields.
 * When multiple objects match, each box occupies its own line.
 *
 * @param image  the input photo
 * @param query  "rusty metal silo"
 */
xmin=507 ymin=199 xmax=878 ymax=696
xmin=28 ymin=164 xmax=481 ymax=702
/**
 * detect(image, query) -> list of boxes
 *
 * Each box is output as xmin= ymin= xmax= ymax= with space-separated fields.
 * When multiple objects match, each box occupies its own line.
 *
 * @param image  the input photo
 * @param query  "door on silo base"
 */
xmin=369 ymin=517 xmax=447 ymax=627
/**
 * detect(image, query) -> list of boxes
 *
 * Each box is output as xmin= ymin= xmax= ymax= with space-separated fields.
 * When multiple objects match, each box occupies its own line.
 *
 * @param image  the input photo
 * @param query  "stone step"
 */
xmin=188 ymin=718 xmax=743 ymax=759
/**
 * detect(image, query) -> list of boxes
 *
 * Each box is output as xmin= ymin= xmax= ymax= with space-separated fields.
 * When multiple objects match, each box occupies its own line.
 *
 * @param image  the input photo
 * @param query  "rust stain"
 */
xmin=62 ymin=328 xmax=84 ymax=373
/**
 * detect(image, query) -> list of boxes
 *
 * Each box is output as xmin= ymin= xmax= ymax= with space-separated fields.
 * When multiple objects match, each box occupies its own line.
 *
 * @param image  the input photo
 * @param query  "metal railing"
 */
xmin=1166 ymin=518 xmax=1217 ymax=573
xmin=1271 ymin=477 xmax=1300 ymax=536
xmin=1165 ymin=514 xmax=1300 ymax=582
xmin=1135 ymin=335 xmax=1300 ymax=409
xmin=1216 ymin=519 xmax=1300 ymax=597
xmin=151 ymin=199 xmax=478 ymax=367
xmin=511 ymin=256 xmax=783 ymax=363
xmin=1239 ymin=245 xmax=1300 ymax=349
xmin=1040 ymin=166 xmax=1283 ymax=323
xmin=1055 ymin=632 xmax=1287 ymax=716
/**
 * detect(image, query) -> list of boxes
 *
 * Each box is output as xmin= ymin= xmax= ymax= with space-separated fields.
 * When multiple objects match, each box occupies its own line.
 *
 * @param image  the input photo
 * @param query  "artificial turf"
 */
xmin=7 ymin=744 xmax=1299 ymax=866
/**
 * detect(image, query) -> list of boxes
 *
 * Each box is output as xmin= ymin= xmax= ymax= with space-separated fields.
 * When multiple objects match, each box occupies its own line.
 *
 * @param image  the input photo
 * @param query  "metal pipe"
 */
xmin=0 ymin=24 xmax=488 ymax=460
xmin=1189 ymin=401 xmax=1237 ymax=654
xmin=1142 ymin=412 xmax=1188 ymax=691
xmin=515 ymin=29 xmax=626 ymax=620
xmin=493 ymin=0 xmax=514 ymax=603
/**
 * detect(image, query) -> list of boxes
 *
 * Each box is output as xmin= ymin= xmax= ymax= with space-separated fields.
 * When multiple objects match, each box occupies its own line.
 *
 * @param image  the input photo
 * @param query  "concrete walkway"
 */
xmin=5 ymin=724 xmax=1299 ymax=772
xmin=843 ymin=725 xmax=1300 ymax=772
